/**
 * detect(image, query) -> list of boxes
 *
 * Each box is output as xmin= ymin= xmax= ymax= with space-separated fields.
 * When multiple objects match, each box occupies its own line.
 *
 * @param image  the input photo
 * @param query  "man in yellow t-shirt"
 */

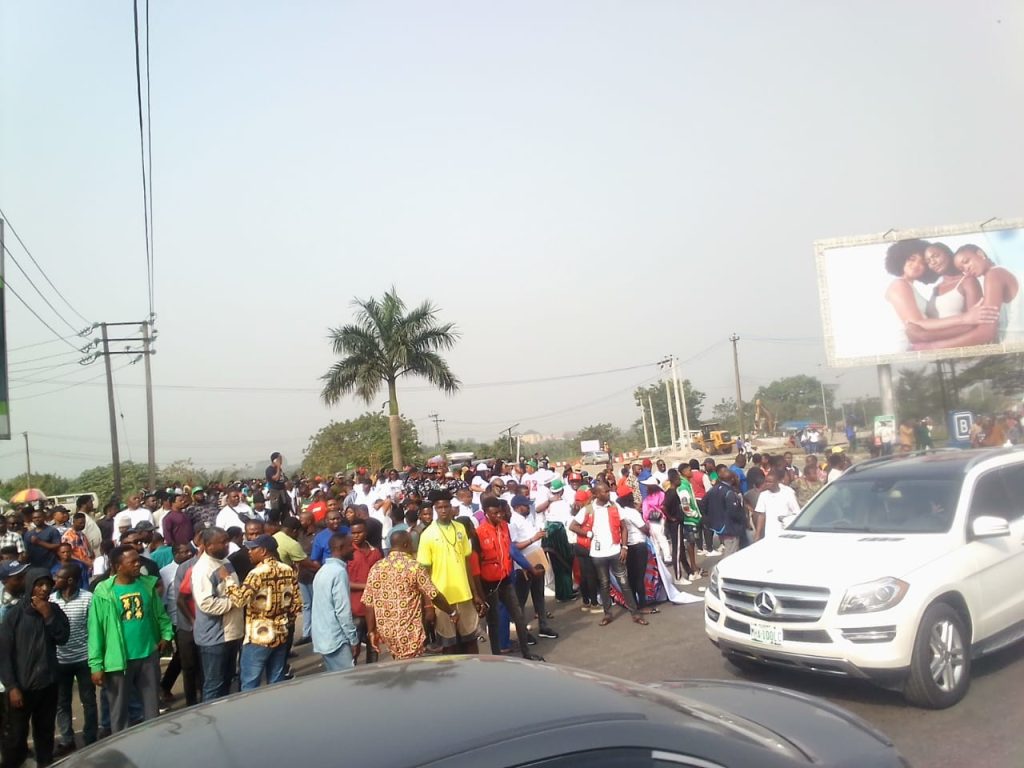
xmin=416 ymin=492 xmax=485 ymax=654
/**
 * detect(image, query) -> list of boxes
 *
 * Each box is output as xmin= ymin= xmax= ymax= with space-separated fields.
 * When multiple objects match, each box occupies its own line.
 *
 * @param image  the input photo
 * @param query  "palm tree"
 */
xmin=320 ymin=288 xmax=460 ymax=468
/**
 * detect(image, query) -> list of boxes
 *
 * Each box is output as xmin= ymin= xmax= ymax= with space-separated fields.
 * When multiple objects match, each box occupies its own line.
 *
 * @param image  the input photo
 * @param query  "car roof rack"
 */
xmin=844 ymin=447 xmax=965 ymax=475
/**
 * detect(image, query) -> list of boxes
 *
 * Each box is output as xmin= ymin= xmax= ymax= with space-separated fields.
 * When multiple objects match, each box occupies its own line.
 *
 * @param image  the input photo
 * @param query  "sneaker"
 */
xmin=522 ymin=653 xmax=546 ymax=662
xmin=589 ymin=605 xmax=605 ymax=614
xmin=97 ymin=728 xmax=112 ymax=740
xmin=527 ymin=634 xmax=538 ymax=646
xmin=538 ymin=627 xmax=559 ymax=639
xmin=673 ymin=577 xmax=692 ymax=587
xmin=696 ymin=549 xmax=708 ymax=556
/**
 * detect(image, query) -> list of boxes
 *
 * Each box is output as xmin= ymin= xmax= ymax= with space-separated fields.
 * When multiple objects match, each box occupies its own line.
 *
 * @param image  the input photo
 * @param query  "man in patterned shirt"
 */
xmin=222 ymin=534 xmax=300 ymax=690
xmin=0 ymin=513 xmax=25 ymax=560
xmin=362 ymin=530 xmax=455 ymax=660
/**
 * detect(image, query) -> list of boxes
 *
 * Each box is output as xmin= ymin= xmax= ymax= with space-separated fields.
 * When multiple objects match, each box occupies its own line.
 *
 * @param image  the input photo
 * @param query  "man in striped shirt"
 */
xmin=51 ymin=562 xmax=97 ymax=755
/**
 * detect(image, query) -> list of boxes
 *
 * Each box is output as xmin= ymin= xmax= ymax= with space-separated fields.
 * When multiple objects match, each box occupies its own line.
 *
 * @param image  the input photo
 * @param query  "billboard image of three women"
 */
xmin=816 ymin=220 xmax=1023 ymax=367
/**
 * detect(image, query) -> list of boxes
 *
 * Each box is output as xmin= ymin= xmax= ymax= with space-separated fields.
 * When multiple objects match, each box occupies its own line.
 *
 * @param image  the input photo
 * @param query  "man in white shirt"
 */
xmin=113 ymin=494 xmax=153 ymax=543
xmin=453 ymin=488 xmax=478 ymax=526
xmin=753 ymin=470 xmax=801 ymax=540
xmin=508 ymin=495 xmax=558 ymax=639
xmin=651 ymin=460 xmax=669 ymax=486
xmin=215 ymin=489 xmax=253 ymax=532
xmin=569 ymin=482 xmax=647 ymax=627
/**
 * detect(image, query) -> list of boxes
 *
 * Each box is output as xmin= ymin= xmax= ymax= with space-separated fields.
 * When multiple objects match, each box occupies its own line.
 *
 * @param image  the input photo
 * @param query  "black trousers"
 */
xmin=664 ymin=519 xmax=691 ymax=581
xmin=482 ymin=576 xmax=534 ymax=655
xmin=514 ymin=567 xmax=551 ymax=631
xmin=573 ymin=544 xmax=598 ymax=604
xmin=175 ymin=627 xmax=203 ymax=706
xmin=2 ymin=684 xmax=58 ymax=767
xmin=697 ymin=499 xmax=714 ymax=551
xmin=352 ymin=616 xmax=379 ymax=664
xmin=625 ymin=542 xmax=649 ymax=609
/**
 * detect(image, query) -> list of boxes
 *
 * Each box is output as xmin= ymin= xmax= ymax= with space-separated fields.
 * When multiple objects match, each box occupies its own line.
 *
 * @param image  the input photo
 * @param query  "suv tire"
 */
xmin=904 ymin=602 xmax=971 ymax=709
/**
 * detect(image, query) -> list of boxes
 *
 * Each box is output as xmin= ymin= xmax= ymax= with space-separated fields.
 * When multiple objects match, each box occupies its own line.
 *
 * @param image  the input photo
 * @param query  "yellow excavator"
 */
xmin=691 ymin=423 xmax=735 ymax=455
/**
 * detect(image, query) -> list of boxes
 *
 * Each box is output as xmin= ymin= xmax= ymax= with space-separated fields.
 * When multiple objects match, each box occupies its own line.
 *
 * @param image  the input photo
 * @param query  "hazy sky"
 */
xmin=1 ymin=2 xmax=1021 ymax=479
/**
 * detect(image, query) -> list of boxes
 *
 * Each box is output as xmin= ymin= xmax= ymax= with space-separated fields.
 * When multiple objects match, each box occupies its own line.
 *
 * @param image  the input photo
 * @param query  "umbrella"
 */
xmin=10 ymin=488 xmax=47 ymax=505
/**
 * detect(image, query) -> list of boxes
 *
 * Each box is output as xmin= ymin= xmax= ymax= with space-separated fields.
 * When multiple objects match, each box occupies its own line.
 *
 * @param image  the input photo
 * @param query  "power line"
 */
xmin=3 ymin=244 xmax=83 ymax=335
xmin=0 ymin=207 xmax=92 ymax=325
xmin=9 ymin=366 xmax=129 ymax=402
xmin=8 ymin=349 xmax=85 ymax=367
xmin=4 ymin=278 xmax=86 ymax=352
xmin=7 ymin=358 xmax=91 ymax=375
xmin=9 ymin=336 xmax=83 ymax=353
xmin=132 ymin=0 xmax=155 ymax=318
xmin=145 ymin=0 xmax=155 ymax=317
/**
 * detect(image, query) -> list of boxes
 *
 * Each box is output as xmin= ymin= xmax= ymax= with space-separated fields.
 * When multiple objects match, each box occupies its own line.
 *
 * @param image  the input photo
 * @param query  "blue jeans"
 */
xmin=239 ymin=643 xmax=288 ymax=691
xmin=199 ymin=642 xmax=236 ymax=701
xmin=299 ymin=582 xmax=313 ymax=639
xmin=321 ymin=644 xmax=354 ymax=672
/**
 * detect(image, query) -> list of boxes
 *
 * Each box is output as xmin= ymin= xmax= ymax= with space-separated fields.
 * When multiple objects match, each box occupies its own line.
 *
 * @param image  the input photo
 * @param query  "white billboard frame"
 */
xmin=815 ymin=218 xmax=1024 ymax=368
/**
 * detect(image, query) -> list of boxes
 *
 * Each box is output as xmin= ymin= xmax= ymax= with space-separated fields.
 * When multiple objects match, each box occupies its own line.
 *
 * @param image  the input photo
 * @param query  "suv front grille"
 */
xmin=721 ymin=578 xmax=830 ymax=623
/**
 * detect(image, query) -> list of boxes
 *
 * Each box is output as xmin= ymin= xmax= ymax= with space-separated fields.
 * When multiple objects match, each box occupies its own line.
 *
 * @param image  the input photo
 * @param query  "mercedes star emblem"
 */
xmin=754 ymin=591 xmax=777 ymax=616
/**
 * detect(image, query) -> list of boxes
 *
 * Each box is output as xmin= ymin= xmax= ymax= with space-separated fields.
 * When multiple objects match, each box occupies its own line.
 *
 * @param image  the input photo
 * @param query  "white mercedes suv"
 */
xmin=704 ymin=447 xmax=1024 ymax=708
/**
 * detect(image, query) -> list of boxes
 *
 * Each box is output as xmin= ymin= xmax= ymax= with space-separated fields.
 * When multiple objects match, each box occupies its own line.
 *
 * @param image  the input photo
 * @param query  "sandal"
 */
xmin=644 ymin=608 xmax=661 ymax=615
xmin=599 ymin=616 xmax=613 ymax=626
xmin=632 ymin=616 xmax=650 ymax=626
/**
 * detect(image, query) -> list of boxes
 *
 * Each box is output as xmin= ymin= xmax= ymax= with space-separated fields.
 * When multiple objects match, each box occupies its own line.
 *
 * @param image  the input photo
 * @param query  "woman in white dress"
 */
xmin=884 ymin=240 xmax=995 ymax=352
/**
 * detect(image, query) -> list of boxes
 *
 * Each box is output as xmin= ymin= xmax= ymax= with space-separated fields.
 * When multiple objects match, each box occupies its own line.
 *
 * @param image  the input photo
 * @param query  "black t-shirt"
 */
xmin=265 ymin=465 xmax=285 ymax=491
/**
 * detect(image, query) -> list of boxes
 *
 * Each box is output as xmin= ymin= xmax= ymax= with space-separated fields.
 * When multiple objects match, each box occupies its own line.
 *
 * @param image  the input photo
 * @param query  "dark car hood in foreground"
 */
xmin=66 ymin=657 xmax=905 ymax=768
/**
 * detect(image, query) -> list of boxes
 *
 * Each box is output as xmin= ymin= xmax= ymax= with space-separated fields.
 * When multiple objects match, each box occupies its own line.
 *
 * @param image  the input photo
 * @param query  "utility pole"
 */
xmin=672 ymin=356 xmax=688 ymax=439
xmin=665 ymin=378 xmax=677 ymax=447
xmin=730 ymin=334 xmax=745 ymax=438
xmin=501 ymin=423 xmax=520 ymax=459
xmin=639 ymin=401 xmax=650 ymax=449
xmin=22 ymin=432 xmax=31 ymax=489
xmin=101 ymin=323 xmax=122 ymax=499
xmin=95 ymin=321 xmax=151 ymax=499
xmin=648 ymin=394 xmax=659 ymax=448
xmin=142 ymin=319 xmax=156 ymax=489
xmin=428 ymin=413 xmax=445 ymax=450
xmin=819 ymin=379 xmax=830 ymax=432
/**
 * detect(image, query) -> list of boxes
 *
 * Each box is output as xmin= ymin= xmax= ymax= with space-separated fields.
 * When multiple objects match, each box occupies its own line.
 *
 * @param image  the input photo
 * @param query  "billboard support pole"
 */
xmin=665 ymin=379 xmax=677 ymax=448
xmin=640 ymin=402 xmax=650 ymax=450
xmin=878 ymin=364 xmax=895 ymax=422
xmin=648 ymin=394 xmax=659 ymax=448
xmin=101 ymin=323 xmax=122 ymax=500
xmin=730 ymin=334 xmax=745 ymax=438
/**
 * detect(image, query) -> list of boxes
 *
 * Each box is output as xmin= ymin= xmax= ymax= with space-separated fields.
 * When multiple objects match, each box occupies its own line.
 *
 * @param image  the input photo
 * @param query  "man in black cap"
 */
xmin=222 ymin=534 xmax=300 ymax=690
xmin=185 ymin=487 xmax=219 ymax=531
xmin=0 ymin=566 xmax=70 ymax=767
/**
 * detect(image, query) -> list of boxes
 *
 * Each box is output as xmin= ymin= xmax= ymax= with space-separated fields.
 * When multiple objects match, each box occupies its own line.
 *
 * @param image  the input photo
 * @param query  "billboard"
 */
xmin=816 ymin=219 xmax=1024 ymax=367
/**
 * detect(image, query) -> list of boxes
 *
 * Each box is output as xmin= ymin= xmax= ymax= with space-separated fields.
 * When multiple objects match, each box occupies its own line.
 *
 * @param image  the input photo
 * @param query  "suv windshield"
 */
xmin=789 ymin=473 xmax=961 ymax=534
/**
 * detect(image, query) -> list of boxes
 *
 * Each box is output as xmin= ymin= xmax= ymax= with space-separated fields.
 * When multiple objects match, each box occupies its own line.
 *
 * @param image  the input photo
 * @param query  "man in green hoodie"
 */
xmin=88 ymin=545 xmax=173 ymax=734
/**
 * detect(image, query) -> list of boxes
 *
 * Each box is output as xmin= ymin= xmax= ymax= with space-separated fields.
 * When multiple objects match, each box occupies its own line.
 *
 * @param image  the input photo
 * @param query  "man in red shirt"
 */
xmin=476 ymin=497 xmax=544 ymax=661
xmin=347 ymin=520 xmax=383 ymax=663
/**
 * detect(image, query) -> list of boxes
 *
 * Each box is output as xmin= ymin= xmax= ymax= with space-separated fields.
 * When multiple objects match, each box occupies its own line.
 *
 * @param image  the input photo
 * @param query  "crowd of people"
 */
xmin=0 ymin=447 xmax=852 ymax=766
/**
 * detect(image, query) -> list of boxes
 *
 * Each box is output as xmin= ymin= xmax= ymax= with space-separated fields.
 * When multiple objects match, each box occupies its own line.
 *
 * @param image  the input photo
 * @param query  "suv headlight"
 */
xmin=709 ymin=565 xmax=720 ymax=598
xmin=838 ymin=577 xmax=909 ymax=614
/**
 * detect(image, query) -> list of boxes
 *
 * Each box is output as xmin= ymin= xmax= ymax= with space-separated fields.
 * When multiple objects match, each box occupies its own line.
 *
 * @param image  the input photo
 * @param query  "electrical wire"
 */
xmin=4 ymin=278 xmax=86 ymax=352
xmin=132 ymin=0 xmax=155 ymax=319
xmin=10 ymin=368 xmax=111 ymax=402
xmin=145 ymin=0 xmax=155 ymax=317
xmin=7 ymin=359 xmax=90 ymax=375
xmin=0 ymin=207 xmax=92 ymax=325
xmin=8 ymin=349 xmax=86 ymax=367
xmin=9 ymin=336 xmax=84 ymax=353
xmin=3 ymin=244 xmax=83 ymax=335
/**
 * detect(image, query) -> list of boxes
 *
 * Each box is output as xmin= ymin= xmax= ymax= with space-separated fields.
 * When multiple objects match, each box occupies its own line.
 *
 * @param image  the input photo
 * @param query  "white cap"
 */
xmin=476 ymin=462 xmax=488 ymax=471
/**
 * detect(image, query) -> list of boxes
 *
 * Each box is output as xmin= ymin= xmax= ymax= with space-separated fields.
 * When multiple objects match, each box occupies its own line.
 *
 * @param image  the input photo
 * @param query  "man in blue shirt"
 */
xmin=311 ymin=533 xmax=359 ymax=672
xmin=310 ymin=506 xmax=350 ymax=566
xmin=24 ymin=509 xmax=63 ymax=569
xmin=729 ymin=453 xmax=749 ymax=494
xmin=637 ymin=459 xmax=653 ymax=500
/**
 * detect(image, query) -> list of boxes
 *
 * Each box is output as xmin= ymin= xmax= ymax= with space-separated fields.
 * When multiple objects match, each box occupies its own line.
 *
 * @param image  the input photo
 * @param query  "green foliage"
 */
xmin=73 ymin=462 xmax=153 ymax=505
xmin=753 ymin=375 xmax=834 ymax=425
xmin=302 ymin=412 xmax=422 ymax=476
xmin=576 ymin=423 xmax=622 ymax=445
xmin=631 ymin=380 xmax=705 ymax=444
xmin=0 ymin=473 xmax=73 ymax=501
xmin=709 ymin=398 xmax=755 ymax=435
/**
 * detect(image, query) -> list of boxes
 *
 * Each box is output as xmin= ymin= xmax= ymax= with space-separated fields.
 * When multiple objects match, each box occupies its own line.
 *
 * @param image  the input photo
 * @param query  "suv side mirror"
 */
xmin=971 ymin=515 xmax=1011 ymax=539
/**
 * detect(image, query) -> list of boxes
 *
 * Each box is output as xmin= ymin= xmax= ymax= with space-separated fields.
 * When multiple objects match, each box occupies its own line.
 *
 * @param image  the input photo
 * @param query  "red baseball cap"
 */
xmin=642 ymin=458 xmax=653 ymax=467
xmin=575 ymin=489 xmax=592 ymax=505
